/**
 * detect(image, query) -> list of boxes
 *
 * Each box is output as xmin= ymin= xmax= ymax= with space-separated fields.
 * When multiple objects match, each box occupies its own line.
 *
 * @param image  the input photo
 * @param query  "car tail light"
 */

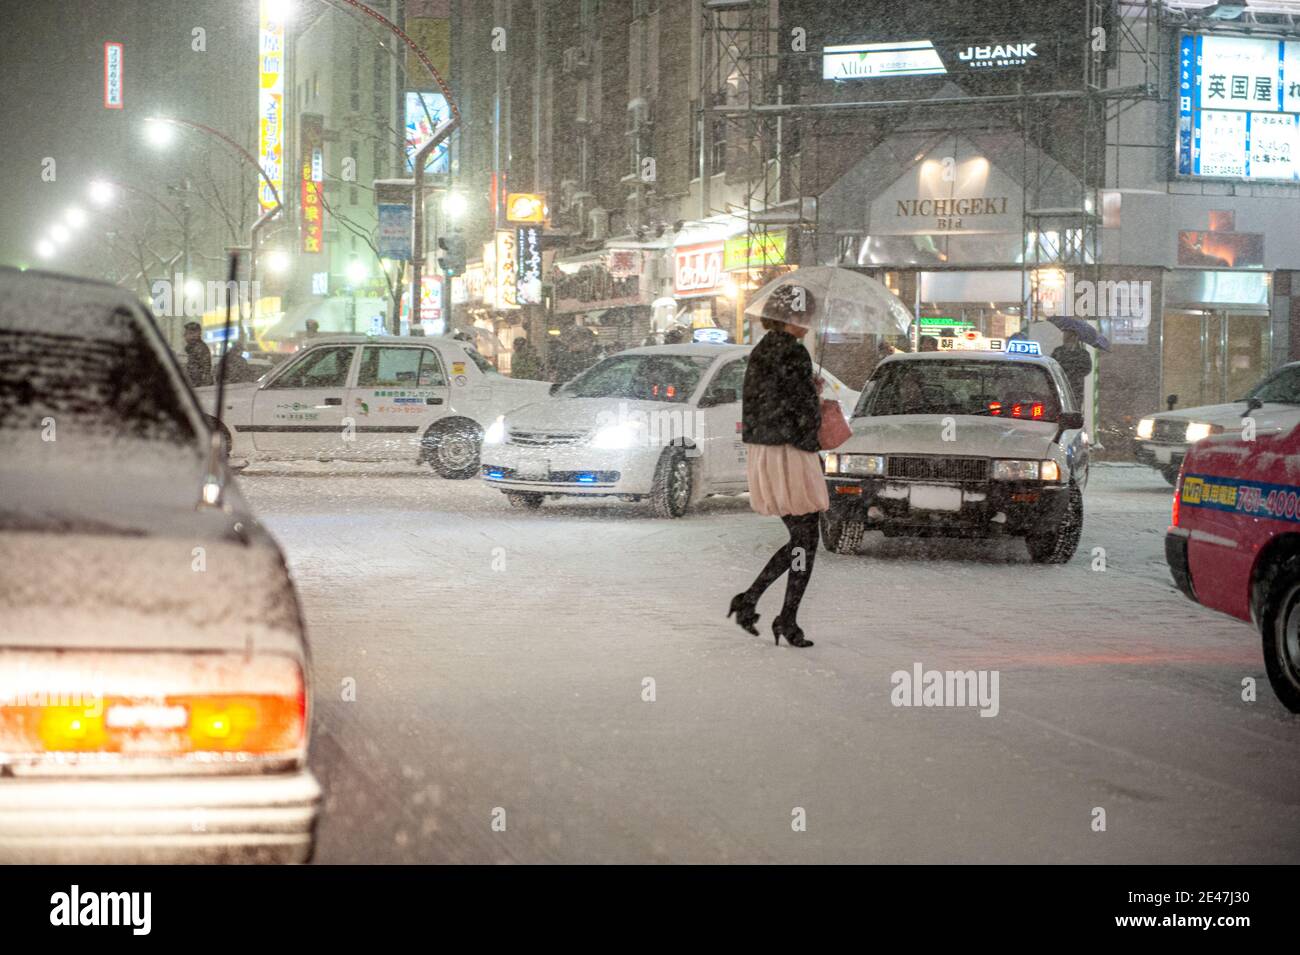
xmin=0 ymin=651 xmax=306 ymax=768
xmin=1171 ymin=469 xmax=1182 ymax=527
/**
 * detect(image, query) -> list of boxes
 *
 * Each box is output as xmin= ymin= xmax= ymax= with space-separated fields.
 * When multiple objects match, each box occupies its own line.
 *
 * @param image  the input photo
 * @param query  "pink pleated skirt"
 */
xmin=746 ymin=443 xmax=830 ymax=517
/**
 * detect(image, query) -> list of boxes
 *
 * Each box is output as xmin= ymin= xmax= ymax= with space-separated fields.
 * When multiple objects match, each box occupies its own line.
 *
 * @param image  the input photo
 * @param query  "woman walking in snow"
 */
xmin=727 ymin=285 xmax=828 ymax=649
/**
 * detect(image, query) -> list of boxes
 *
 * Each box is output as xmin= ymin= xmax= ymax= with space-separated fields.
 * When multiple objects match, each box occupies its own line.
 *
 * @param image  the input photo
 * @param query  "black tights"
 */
xmin=744 ymin=512 xmax=820 ymax=624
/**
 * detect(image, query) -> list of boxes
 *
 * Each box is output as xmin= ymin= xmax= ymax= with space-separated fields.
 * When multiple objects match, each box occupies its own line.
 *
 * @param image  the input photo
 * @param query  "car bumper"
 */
xmin=481 ymin=442 xmax=660 ymax=496
xmin=1135 ymin=442 xmax=1186 ymax=471
xmin=0 ymin=769 xmax=321 ymax=864
xmin=824 ymin=477 xmax=1070 ymax=535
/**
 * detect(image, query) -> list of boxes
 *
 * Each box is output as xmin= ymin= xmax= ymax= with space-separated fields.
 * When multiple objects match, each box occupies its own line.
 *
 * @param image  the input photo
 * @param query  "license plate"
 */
xmin=517 ymin=460 xmax=548 ymax=481
xmin=908 ymin=484 xmax=962 ymax=511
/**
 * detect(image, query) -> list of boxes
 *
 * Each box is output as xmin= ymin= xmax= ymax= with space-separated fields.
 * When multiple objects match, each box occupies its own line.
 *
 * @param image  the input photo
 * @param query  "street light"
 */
xmin=143 ymin=118 xmax=176 ymax=148
xmin=88 ymin=179 xmax=115 ymax=206
xmin=442 ymin=192 xmax=468 ymax=219
xmin=64 ymin=207 xmax=87 ymax=229
xmin=263 ymin=0 xmax=294 ymax=20
xmin=35 ymin=239 xmax=55 ymax=259
xmin=49 ymin=224 xmax=70 ymax=245
xmin=266 ymin=250 xmax=290 ymax=274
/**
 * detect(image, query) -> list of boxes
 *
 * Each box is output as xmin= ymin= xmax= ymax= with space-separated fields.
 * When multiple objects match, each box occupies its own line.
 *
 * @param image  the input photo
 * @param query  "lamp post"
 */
xmin=144 ymin=116 xmax=283 ymax=330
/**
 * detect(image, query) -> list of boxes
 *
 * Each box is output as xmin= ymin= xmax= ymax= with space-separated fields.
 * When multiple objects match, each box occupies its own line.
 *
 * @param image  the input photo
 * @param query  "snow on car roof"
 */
xmin=0 ymin=267 xmax=147 ymax=338
xmin=880 ymin=350 xmax=1057 ymax=366
xmin=621 ymin=343 xmax=750 ymax=357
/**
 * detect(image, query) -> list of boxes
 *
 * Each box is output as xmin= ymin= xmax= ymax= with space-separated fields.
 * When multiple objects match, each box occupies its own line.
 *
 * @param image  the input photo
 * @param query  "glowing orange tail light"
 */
xmin=0 ymin=652 xmax=306 ymax=762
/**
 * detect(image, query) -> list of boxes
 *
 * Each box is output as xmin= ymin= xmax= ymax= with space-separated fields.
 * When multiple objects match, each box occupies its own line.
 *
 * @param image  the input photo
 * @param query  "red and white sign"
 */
xmin=606 ymin=249 xmax=643 ymax=277
xmin=104 ymin=42 xmax=124 ymax=109
xmin=674 ymin=242 xmax=726 ymax=297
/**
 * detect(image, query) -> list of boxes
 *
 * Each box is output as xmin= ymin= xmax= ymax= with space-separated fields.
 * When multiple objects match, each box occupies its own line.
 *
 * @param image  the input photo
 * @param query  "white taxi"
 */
xmin=1134 ymin=361 xmax=1300 ymax=484
xmin=480 ymin=343 xmax=858 ymax=517
xmin=822 ymin=336 xmax=1089 ymax=563
xmin=199 ymin=335 xmax=553 ymax=478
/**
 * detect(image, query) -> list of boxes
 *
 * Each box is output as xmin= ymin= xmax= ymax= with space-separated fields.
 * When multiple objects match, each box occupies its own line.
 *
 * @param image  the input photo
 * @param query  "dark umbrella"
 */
xmin=1047 ymin=316 xmax=1110 ymax=351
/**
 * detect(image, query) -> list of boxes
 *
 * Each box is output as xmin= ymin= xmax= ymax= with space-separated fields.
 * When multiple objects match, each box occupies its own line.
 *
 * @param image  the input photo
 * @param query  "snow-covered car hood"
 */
xmin=1146 ymin=401 xmax=1299 ymax=430
xmin=503 ymin=396 xmax=676 ymax=433
xmin=193 ymin=381 xmax=259 ymax=418
xmin=843 ymin=414 xmax=1059 ymax=459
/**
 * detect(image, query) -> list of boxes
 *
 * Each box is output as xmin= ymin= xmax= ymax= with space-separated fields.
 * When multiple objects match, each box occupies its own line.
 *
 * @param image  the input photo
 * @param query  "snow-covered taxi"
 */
xmin=821 ymin=336 xmax=1089 ymax=562
xmin=199 ymin=335 xmax=553 ymax=478
xmin=480 ymin=343 xmax=858 ymax=517
xmin=1135 ymin=361 xmax=1300 ymax=485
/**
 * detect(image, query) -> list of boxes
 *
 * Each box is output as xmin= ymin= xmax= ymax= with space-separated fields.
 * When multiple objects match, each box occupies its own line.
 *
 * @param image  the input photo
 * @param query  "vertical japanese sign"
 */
xmin=495 ymin=231 xmax=519 ymax=310
xmin=516 ymin=227 xmax=542 ymax=304
xmin=104 ymin=42 xmax=124 ymax=109
xmin=258 ymin=2 xmax=285 ymax=212
xmin=300 ymin=114 xmax=324 ymax=255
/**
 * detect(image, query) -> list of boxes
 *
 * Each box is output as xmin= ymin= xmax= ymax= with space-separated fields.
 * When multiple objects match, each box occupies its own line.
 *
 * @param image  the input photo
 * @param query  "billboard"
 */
xmin=258 ymin=1 xmax=286 ymax=212
xmin=516 ymin=227 xmax=542 ymax=305
xmin=494 ymin=231 xmax=519 ymax=310
xmin=300 ymin=114 xmax=324 ymax=255
xmin=104 ymin=42 xmax=123 ymax=109
xmin=823 ymin=38 xmax=1045 ymax=80
xmin=404 ymin=91 xmax=451 ymax=174
xmin=1177 ymin=33 xmax=1300 ymax=182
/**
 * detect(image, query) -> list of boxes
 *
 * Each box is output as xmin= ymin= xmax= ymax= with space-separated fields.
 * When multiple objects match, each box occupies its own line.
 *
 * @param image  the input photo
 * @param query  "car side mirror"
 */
xmin=700 ymin=388 xmax=738 ymax=408
xmin=1166 ymin=393 xmax=1178 ymax=411
xmin=1058 ymin=411 xmax=1084 ymax=430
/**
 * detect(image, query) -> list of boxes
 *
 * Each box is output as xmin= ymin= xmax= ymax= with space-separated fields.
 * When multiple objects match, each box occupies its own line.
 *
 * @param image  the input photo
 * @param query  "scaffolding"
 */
xmin=700 ymin=0 xmax=1168 ymax=339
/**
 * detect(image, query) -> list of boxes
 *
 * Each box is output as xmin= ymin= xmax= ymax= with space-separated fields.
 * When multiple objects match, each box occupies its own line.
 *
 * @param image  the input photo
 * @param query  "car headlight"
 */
xmin=992 ymin=459 xmax=1041 ymax=481
xmin=590 ymin=422 xmax=641 ymax=449
xmin=1040 ymin=460 xmax=1061 ymax=482
xmin=1184 ymin=421 xmax=1222 ymax=443
xmin=484 ymin=416 xmax=506 ymax=445
xmin=837 ymin=453 xmax=885 ymax=477
xmin=1136 ymin=418 xmax=1154 ymax=440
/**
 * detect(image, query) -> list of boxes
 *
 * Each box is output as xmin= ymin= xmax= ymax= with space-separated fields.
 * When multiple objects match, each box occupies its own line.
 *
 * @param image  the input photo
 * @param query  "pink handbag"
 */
xmin=818 ymin=398 xmax=852 ymax=450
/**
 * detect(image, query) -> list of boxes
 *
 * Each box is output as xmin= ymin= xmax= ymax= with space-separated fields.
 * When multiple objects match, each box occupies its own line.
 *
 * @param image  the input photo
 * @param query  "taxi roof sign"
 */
xmin=1006 ymin=339 xmax=1041 ymax=356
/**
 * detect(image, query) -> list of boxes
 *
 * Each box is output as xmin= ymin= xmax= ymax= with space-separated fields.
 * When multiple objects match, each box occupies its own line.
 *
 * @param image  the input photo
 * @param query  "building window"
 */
xmin=710 ymin=117 xmax=727 ymax=174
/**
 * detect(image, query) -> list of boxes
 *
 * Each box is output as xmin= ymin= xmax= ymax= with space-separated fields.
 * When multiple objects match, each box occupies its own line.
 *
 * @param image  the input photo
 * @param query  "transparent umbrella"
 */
xmin=744 ymin=266 xmax=912 ymax=340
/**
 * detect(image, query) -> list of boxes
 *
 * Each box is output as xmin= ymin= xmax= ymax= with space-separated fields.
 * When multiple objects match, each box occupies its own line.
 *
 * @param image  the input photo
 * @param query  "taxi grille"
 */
xmin=508 ymin=429 xmax=589 ymax=447
xmin=886 ymin=455 xmax=989 ymax=482
xmin=1151 ymin=419 xmax=1186 ymax=444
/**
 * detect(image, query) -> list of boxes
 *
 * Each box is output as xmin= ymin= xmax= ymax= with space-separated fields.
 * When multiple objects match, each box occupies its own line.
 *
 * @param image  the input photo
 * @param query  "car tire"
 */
xmin=506 ymin=491 xmax=544 ymax=510
xmin=1026 ymin=484 xmax=1083 ymax=564
xmin=1258 ymin=553 xmax=1300 ymax=713
xmin=1159 ymin=465 xmax=1180 ymax=486
xmin=821 ymin=513 xmax=865 ymax=554
xmin=426 ymin=419 xmax=482 ymax=480
xmin=650 ymin=446 xmax=693 ymax=518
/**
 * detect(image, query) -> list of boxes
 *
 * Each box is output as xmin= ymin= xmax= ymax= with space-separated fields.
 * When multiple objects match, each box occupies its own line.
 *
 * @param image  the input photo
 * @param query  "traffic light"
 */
xmin=437 ymin=234 xmax=466 ymax=275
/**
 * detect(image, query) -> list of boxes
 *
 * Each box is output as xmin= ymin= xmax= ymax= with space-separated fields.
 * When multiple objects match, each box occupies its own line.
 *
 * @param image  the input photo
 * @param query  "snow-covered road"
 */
xmin=239 ymin=464 xmax=1300 ymax=863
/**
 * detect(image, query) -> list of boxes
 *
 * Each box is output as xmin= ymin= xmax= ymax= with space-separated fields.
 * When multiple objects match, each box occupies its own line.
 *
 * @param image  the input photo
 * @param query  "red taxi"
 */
xmin=1166 ymin=420 xmax=1300 ymax=712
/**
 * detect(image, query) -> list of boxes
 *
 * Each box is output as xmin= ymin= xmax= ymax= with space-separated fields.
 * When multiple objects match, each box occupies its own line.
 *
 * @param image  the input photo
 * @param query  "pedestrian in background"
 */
xmin=1052 ymin=329 xmax=1092 ymax=408
xmin=728 ymin=285 xmax=827 ymax=649
xmin=511 ymin=336 xmax=544 ymax=380
xmin=182 ymin=321 xmax=213 ymax=388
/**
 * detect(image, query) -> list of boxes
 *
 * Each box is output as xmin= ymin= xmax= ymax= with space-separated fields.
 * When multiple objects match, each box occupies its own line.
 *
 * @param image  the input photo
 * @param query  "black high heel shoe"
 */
xmin=727 ymin=593 xmax=760 ymax=635
xmin=772 ymin=615 xmax=814 ymax=648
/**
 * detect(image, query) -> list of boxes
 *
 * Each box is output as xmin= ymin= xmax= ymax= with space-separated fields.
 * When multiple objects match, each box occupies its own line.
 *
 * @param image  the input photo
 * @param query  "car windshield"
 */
xmin=1246 ymin=365 xmax=1300 ymax=404
xmin=559 ymin=354 xmax=714 ymax=402
xmin=859 ymin=359 xmax=1063 ymax=421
